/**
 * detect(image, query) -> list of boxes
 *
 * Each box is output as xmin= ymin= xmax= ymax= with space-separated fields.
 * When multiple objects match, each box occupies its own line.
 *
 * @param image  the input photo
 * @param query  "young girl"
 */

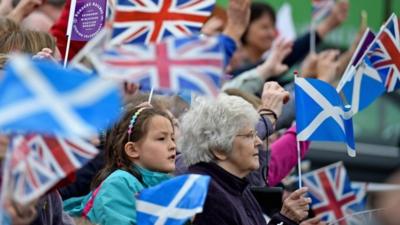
xmin=64 ymin=105 xmax=176 ymax=225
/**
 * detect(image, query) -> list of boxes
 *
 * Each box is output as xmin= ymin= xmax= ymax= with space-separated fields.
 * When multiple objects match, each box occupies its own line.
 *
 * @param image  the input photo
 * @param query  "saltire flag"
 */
xmin=0 ymin=54 xmax=122 ymax=138
xmin=337 ymin=28 xmax=376 ymax=92
xmin=88 ymin=35 xmax=224 ymax=97
xmin=137 ymin=174 xmax=210 ymax=225
xmin=340 ymin=57 xmax=385 ymax=115
xmin=367 ymin=13 xmax=400 ymax=92
xmin=110 ymin=0 xmax=215 ymax=45
xmin=311 ymin=0 xmax=335 ymax=22
xmin=295 ymin=77 xmax=356 ymax=156
xmin=302 ymin=162 xmax=366 ymax=225
xmin=3 ymin=135 xmax=98 ymax=204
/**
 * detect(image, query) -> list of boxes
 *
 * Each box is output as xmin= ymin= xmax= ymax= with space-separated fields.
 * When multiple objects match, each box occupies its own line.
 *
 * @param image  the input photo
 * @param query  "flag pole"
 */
xmin=310 ymin=21 xmax=316 ymax=54
xmin=64 ymin=35 xmax=72 ymax=68
xmin=64 ymin=0 xmax=77 ymax=68
xmin=294 ymin=70 xmax=303 ymax=188
xmin=148 ymin=87 xmax=154 ymax=104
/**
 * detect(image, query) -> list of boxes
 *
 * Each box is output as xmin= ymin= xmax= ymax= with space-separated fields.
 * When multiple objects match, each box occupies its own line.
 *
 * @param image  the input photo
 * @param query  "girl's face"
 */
xmin=245 ymin=13 xmax=277 ymax=53
xmin=132 ymin=115 xmax=176 ymax=173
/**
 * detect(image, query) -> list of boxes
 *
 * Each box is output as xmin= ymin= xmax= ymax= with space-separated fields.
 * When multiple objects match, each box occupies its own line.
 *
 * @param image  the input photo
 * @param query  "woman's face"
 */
xmin=245 ymin=13 xmax=277 ymax=53
xmin=225 ymin=125 xmax=262 ymax=177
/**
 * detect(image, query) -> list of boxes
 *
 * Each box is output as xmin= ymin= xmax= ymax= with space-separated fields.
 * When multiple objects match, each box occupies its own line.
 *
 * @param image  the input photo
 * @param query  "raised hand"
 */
xmin=222 ymin=0 xmax=251 ymax=45
xmin=259 ymin=81 xmax=290 ymax=125
xmin=7 ymin=0 xmax=43 ymax=23
xmin=316 ymin=49 xmax=340 ymax=83
xmin=316 ymin=0 xmax=349 ymax=38
xmin=256 ymin=38 xmax=293 ymax=80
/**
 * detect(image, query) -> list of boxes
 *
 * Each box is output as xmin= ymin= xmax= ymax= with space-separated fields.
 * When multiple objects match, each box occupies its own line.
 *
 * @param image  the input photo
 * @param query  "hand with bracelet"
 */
xmin=258 ymin=82 xmax=290 ymax=126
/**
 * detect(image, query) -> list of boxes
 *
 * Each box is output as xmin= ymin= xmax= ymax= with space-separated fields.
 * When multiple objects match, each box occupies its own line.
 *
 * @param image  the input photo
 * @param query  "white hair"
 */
xmin=178 ymin=94 xmax=259 ymax=166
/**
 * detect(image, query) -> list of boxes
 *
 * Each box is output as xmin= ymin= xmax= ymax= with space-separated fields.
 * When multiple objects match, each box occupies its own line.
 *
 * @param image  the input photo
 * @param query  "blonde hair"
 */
xmin=0 ymin=54 xmax=9 ymax=69
xmin=22 ymin=30 xmax=57 ymax=54
xmin=0 ymin=17 xmax=19 ymax=33
xmin=0 ymin=29 xmax=57 ymax=67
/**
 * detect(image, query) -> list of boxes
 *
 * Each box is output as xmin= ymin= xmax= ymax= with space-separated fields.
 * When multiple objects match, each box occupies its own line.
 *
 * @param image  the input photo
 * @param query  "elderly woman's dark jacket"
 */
xmin=188 ymin=162 xmax=297 ymax=225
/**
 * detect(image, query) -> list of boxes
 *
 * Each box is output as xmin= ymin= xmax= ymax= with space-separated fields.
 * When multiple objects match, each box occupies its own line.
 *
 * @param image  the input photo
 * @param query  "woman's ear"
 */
xmin=212 ymin=149 xmax=228 ymax=161
xmin=124 ymin=142 xmax=140 ymax=159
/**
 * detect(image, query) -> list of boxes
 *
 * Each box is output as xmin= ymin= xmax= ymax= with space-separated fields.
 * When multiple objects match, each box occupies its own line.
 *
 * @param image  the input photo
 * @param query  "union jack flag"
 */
xmin=312 ymin=0 xmax=335 ymax=22
xmin=5 ymin=135 xmax=98 ymax=204
xmin=89 ymin=35 xmax=223 ymax=97
xmin=110 ymin=0 xmax=215 ymax=45
xmin=302 ymin=162 xmax=366 ymax=225
xmin=367 ymin=13 xmax=400 ymax=92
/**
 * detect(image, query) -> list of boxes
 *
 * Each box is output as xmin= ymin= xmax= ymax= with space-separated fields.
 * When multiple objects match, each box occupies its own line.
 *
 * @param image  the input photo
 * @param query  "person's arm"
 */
xmin=222 ymin=68 xmax=264 ymax=93
xmin=90 ymin=175 xmax=141 ymax=225
xmin=223 ymin=39 xmax=292 ymax=94
xmin=6 ymin=0 xmax=43 ymax=24
xmin=268 ymin=126 xmax=310 ymax=187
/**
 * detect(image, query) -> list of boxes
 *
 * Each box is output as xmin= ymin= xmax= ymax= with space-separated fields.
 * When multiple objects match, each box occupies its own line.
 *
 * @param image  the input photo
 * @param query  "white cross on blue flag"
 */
xmin=295 ymin=77 xmax=356 ymax=156
xmin=136 ymin=174 xmax=210 ymax=225
xmin=0 ymin=55 xmax=122 ymax=138
xmin=341 ymin=57 xmax=385 ymax=114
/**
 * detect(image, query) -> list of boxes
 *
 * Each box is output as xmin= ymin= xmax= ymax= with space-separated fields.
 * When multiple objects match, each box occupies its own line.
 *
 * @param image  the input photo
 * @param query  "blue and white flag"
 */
xmin=0 ymin=55 xmax=122 ymax=138
xmin=137 ymin=174 xmax=210 ymax=225
xmin=341 ymin=57 xmax=385 ymax=114
xmin=295 ymin=77 xmax=356 ymax=156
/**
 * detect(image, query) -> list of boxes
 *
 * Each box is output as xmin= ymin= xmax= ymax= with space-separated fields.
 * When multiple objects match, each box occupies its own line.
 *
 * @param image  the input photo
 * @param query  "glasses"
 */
xmin=236 ymin=130 xmax=258 ymax=140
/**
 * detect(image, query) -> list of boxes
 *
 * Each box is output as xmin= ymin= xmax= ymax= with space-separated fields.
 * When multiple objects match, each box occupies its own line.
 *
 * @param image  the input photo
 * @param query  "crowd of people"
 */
xmin=0 ymin=0 xmax=399 ymax=225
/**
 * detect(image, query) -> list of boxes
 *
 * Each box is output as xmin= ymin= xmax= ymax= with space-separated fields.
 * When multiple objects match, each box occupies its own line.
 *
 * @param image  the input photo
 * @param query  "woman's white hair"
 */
xmin=178 ymin=94 xmax=259 ymax=166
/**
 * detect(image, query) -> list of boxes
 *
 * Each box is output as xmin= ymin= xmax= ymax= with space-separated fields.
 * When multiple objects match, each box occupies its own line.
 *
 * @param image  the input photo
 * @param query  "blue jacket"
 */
xmin=63 ymin=166 xmax=170 ymax=225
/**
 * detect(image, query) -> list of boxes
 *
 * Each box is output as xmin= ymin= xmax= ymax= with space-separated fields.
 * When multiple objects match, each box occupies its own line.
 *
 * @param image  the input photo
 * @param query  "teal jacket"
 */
xmin=63 ymin=166 xmax=171 ymax=225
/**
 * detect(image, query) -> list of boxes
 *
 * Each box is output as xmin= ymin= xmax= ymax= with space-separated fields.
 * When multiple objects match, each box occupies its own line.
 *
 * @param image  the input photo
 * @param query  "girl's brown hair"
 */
xmin=91 ymin=105 xmax=172 ymax=189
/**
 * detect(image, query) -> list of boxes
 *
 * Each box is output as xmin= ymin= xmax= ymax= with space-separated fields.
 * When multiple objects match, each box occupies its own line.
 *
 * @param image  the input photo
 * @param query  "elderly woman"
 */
xmin=179 ymin=95 xmax=310 ymax=225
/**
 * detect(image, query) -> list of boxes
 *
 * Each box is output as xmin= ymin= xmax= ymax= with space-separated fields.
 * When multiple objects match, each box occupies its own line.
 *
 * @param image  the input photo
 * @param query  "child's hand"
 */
xmin=33 ymin=48 xmax=58 ymax=63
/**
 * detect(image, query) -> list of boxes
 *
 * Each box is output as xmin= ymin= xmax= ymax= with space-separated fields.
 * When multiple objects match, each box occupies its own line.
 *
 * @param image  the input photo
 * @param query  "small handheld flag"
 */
xmin=302 ymin=162 xmax=366 ymax=224
xmin=295 ymin=77 xmax=355 ymax=156
xmin=0 ymin=54 xmax=122 ymax=138
xmin=89 ymin=35 xmax=224 ymax=98
xmin=137 ymin=174 xmax=210 ymax=225
xmin=110 ymin=0 xmax=215 ymax=45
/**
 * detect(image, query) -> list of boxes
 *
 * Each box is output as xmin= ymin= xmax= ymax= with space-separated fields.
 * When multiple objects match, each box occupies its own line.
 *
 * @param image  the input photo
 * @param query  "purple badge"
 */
xmin=71 ymin=0 xmax=107 ymax=41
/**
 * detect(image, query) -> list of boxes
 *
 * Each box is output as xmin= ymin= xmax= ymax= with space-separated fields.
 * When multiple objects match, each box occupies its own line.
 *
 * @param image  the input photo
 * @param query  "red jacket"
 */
xmin=50 ymin=0 xmax=87 ymax=60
